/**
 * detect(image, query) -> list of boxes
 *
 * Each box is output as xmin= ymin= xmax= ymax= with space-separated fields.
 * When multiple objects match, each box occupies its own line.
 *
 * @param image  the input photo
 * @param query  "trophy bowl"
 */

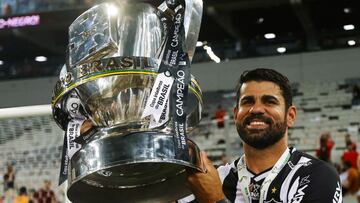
xmin=67 ymin=132 xmax=202 ymax=203
xmin=75 ymin=70 xmax=202 ymax=131
xmin=53 ymin=66 xmax=203 ymax=202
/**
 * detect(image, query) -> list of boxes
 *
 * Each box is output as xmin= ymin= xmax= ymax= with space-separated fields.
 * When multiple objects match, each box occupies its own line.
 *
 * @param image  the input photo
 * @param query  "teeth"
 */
xmin=250 ymin=121 xmax=266 ymax=125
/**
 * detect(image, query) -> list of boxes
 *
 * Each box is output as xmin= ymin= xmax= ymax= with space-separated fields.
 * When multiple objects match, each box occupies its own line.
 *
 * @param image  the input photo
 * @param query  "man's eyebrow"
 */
xmin=240 ymin=95 xmax=254 ymax=101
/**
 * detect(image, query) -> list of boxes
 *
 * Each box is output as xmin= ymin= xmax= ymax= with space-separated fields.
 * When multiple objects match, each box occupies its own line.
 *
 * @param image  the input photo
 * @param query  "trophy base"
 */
xmin=67 ymin=131 xmax=203 ymax=203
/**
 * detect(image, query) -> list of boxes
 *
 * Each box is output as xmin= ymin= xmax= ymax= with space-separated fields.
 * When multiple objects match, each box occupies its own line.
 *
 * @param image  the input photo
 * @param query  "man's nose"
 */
xmin=249 ymin=101 xmax=265 ymax=114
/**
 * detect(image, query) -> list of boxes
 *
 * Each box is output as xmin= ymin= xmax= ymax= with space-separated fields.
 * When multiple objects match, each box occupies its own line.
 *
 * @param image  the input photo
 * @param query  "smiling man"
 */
xmin=182 ymin=69 xmax=342 ymax=203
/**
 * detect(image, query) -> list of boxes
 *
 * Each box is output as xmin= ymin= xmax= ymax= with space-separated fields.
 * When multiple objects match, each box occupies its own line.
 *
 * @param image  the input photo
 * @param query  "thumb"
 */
xmin=200 ymin=151 xmax=213 ymax=169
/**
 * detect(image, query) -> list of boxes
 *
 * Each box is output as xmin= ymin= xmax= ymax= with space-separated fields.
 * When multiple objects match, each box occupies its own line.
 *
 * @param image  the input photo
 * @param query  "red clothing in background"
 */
xmin=343 ymin=151 xmax=359 ymax=169
xmin=34 ymin=189 xmax=56 ymax=203
xmin=215 ymin=108 xmax=226 ymax=128
xmin=316 ymin=139 xmax=334 ymax=162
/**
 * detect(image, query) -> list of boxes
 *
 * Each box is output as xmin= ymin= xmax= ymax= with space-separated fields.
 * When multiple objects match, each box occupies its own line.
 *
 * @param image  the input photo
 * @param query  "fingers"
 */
xmin=200 ymin=151 xmax=216 ymax=173
xmin=200 ymin=151 xmax=209 ymax=173
xmin=200 ymin=151 xmax=211 ymax=165
xmin=186 ymin=151 xmax=212 ymax=174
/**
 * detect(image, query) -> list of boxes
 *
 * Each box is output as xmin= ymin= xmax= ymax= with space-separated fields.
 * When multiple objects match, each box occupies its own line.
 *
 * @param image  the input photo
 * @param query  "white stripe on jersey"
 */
xmin=218 ymin=160 xmax=247 ymax=203
xmin=218 ymin=162 xmax=235 ymax=183
xmin=280 ymin=156 xmax=311 ymax=203
xmin=234 ymin=180 xmax=245 ymax=203
xmin=177 ymin=194 xmax=195 ymax=203
xmin=254 ymin=170 xmax=270 ymax=182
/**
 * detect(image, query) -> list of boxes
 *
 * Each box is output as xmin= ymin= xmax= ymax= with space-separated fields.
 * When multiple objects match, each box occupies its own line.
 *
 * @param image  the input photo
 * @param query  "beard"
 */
xmin=236 ymin=114 xmax=287 ymax=149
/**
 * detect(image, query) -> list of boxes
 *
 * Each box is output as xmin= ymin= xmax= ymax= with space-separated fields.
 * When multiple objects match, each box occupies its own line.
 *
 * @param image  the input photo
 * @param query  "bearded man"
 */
xmin=181 ymin=68 xmax=342 ymax=203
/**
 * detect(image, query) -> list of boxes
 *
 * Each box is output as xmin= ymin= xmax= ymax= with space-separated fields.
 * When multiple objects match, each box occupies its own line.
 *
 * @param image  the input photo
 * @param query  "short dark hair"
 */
xmin=19 ymin=186 xmax=27 ymax=195
xmin=235 ymin=68 xmax=293 ymax=110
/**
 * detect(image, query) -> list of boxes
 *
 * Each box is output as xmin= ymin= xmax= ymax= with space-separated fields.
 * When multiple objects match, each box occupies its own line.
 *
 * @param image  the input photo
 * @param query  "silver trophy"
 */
xmin=52 ymin=0 xmax=203 ymax=203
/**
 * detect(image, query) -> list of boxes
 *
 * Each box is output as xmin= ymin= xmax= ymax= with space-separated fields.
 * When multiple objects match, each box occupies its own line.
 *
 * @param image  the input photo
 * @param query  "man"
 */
xmin=183 ymin=68 xmax=342 ymax=203
xmin=13 ymin=186 xmax=30 ymax=203
xmin=34 ymin=180 xmax=57 ymax=203
xmin=215 ymin=105 xmax=227 ymax=128
xmin=316 ymin=132 xmax=334 ymax=163
xmin=3 ymin=164 xmax=16 ymax=203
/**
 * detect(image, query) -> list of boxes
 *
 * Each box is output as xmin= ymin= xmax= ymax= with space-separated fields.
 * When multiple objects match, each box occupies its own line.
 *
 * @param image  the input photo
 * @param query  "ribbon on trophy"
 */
xmin=142 ymin=0 xmax=190 ymax=161
xmin=58 ymin=90 xmax=87 ymax=185
xmin=59 ymin=132 xmax=68 ymax=185
xmin=142 ymin=70 xmax=174 ymax=128
xmin=59 ymin=117 xmax=86 ymax=185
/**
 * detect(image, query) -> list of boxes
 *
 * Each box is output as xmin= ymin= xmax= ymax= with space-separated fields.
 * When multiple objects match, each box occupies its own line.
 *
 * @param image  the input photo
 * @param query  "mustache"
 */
xmin=243 ymin=114 xmax=273 ymax=126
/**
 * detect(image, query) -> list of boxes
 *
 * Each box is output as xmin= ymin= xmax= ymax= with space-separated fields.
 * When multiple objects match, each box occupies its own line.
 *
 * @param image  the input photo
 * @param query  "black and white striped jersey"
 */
xmin=178 ymin=147 xmax=342 ymax=203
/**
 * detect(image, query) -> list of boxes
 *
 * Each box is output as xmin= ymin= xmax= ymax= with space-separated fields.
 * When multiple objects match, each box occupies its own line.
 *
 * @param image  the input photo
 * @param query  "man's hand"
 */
xmin=186 ymin=151 xmax=225 ymax=203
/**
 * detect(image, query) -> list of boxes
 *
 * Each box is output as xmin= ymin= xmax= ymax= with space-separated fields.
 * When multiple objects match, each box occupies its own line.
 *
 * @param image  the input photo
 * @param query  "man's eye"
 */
xmin=240 ymin=100 xmax=252 ymax=105
xmin=267 ymin=100 xmax=277 ymax=104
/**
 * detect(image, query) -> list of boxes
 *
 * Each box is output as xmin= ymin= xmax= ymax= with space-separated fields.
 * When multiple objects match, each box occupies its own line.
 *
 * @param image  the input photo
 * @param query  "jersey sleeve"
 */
xmin=289 ymin=161 xmax=342 ymax=203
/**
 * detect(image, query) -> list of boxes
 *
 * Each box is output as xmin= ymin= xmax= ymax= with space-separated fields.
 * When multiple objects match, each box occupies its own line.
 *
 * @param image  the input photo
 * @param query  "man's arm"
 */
xmin=186 ymin=151 xmax=226 ymax=203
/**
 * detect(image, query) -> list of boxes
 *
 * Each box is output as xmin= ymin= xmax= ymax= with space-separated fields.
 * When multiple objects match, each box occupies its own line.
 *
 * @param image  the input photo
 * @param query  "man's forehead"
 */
xmin=240 ymin=81 xmax=282 ymax=97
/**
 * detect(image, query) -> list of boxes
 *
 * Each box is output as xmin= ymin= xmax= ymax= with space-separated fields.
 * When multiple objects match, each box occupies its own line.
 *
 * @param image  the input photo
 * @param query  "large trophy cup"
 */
xmin=52 ymin=0 xmax=203 ymax=202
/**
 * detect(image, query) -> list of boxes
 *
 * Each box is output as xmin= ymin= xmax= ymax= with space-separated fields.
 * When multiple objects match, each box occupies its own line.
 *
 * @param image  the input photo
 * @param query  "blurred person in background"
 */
xmin=34 ymin=180 xmax=57 ymax=203
xmin=13 ymin=187 xmax=29 ymax=203
xmin=3 ymin=165 xmax=16 ymax=203
xmin=214 ymin=105 xmax=227 ymax=128
xmin=355 ymin=154 xmax=360 ymax=203
xmin=316 ymin=132 xmax=334 ymax=163
xmin=1 ymin=3 xmax=12 ymax=15
xmin=342 ymin=142 xmax=358 ymax=169
xmin=28 ymin=189 xmax=36 ymax=203
xmin=3 ymin=183 xmax=16 ymax=203
xmin=340 ymin=160 xmax=360 ymax=197
xmin=3 ymin=165 xmax=15 ymax=192
xmin=352 ymin=84 xmax=360 ymax=105
xmin=345 ymin=133 xmax=355 ymax=149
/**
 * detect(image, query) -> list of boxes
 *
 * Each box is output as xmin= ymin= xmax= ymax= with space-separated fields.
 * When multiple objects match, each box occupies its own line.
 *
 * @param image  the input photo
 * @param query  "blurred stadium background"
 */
xmin=0 ymin=0 xmax=359 ymax=202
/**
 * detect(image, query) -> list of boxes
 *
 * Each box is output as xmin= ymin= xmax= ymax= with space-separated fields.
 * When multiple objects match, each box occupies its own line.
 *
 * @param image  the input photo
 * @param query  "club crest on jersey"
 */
xmin=299 ymin=175 xmax=310 ymax=186
xmin=249 ymin=183 xmax=261 ymax=200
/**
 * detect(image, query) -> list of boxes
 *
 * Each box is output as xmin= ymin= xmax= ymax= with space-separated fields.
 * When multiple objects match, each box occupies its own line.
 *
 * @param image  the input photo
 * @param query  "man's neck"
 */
xmin=243 ymin=137 xmax=288 ymax=174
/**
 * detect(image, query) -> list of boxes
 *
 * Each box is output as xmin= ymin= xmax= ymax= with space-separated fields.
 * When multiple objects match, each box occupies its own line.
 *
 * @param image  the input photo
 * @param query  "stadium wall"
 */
xmin=191 ymin=47 xmax=360 ymax=91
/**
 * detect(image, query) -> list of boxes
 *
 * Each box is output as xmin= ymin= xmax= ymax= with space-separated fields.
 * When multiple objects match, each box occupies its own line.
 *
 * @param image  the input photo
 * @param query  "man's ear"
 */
xmin=286 ymin=106 xmax=297 ymax=128
xmin=233 ymin=107 xmax=238 ymax=121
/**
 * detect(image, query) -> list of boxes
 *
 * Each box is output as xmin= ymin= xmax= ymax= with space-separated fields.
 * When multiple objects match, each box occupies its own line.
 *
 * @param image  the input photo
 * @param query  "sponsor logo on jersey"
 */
xmin=333 ymin=182 xmax=342 ymax=203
